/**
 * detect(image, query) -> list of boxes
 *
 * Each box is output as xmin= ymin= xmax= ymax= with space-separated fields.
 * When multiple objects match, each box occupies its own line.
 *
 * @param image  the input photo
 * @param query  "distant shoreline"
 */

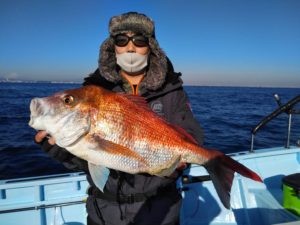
xmin=0 ymin=80 xmax=81 ymax=84
xmin=0 ymin=80 xmax=299 ymax=89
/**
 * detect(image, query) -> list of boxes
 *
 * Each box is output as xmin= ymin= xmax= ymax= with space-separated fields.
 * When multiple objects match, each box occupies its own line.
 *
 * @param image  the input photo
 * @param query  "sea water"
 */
xmin=0 ymin=82 xmax=299 ymax=179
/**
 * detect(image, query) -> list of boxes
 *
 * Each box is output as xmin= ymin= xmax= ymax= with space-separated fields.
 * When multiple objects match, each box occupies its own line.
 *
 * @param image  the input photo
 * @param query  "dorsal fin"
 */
xmin=172 ymin=125 xmax=199 ymax=145
xmin=122 ymin=94 xmax=151 ymax=111
xmin=122 ymin=94 xmax=199 ymax=145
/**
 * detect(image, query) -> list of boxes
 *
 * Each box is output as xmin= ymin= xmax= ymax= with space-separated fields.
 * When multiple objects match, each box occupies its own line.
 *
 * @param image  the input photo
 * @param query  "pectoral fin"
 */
xmin=91 ymin=136 xmax=148 ymax=166
xmin=88 ymin=163 xmax=110 ymax=192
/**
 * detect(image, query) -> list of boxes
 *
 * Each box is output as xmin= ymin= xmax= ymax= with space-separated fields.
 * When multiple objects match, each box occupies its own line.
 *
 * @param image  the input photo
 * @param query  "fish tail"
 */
xmin=203 ymin=150 xmax=262 ymax=209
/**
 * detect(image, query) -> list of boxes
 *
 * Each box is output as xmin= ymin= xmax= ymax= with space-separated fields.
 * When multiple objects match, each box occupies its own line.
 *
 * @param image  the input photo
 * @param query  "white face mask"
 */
xmin=116 ymin=52 xmax=149 ymax=74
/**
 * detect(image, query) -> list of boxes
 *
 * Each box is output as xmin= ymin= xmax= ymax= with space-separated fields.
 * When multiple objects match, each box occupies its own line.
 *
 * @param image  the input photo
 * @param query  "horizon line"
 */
xmin=1 ymin=79 xmax=299 ymax=89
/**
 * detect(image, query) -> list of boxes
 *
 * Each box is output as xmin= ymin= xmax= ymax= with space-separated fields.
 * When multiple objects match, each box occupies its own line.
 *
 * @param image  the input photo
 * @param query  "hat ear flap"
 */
xmin=98 ymin=37 xmax=121 ymax=83
xmin=142 ymin=38 xmax=168 ymax=90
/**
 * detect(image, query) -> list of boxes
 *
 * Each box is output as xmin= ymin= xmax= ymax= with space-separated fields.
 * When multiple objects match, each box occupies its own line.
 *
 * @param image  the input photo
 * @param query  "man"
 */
xmin=35 ymin=12 xmax=203 ymax=225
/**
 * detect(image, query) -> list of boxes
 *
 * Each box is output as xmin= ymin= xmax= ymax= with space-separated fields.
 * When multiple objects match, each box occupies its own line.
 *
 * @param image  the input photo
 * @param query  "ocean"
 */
xmin=0 ymin=82 xmax=299 ymax=180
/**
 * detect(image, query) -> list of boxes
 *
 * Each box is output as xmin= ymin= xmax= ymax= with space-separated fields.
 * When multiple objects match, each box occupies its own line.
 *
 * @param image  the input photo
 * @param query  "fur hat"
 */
xmin=109 ymin=12 xmax=155 ymax=38
xmin=98 ymin=12 xmax=168 ymax=91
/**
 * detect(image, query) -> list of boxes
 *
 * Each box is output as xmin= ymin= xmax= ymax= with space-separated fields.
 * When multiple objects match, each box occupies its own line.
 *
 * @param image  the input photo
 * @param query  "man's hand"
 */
xmin=176 ymin=162 xmax=187 ymax=171
xmin=169 ymin=162 xmax=187 ymax=178
xmin=35 ymin=130 xmax=56 ymax=145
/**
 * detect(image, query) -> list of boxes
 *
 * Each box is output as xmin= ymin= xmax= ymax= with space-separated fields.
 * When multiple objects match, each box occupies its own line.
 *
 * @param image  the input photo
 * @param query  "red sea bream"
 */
xmin=29 ymin=85 xmax=262 ymax=209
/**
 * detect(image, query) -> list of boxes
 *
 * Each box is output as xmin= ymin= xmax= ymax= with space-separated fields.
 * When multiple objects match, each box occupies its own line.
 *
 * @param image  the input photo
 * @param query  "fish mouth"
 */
xmin=28 ymin=98 xmax=45 ymax=129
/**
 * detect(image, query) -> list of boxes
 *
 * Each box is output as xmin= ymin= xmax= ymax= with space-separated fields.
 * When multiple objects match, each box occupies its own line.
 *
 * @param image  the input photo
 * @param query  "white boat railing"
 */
xmin=0 ymin=172 xmax=89 ymax=225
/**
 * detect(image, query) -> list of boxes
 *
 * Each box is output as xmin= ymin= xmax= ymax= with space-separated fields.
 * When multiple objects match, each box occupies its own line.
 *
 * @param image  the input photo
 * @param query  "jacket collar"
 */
xmin=83 ymin=67 xmax=183 ymax=100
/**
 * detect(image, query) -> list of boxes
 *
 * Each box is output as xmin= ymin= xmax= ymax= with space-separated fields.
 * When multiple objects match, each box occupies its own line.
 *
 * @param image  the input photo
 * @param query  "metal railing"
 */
xmin=250 ymin=94 xmax=300 ymax=152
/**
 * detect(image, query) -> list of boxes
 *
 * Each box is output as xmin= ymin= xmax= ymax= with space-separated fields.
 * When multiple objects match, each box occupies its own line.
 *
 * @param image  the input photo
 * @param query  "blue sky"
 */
xmin=0 ymin=0 xmax=300 ymax=87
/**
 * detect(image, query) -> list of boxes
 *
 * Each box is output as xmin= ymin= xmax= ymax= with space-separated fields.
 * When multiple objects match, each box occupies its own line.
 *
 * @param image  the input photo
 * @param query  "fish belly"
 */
xmin=67 ymin=140 xmax=182 ymax=175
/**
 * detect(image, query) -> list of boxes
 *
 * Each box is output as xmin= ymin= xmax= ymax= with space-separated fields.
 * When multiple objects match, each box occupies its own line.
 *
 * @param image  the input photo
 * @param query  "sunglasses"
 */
xmin=113 ymin=34 xmax=149 ymax=47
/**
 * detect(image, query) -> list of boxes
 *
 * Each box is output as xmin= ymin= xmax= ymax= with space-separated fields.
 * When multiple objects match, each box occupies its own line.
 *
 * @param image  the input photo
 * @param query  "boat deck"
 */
xmin=180 ymin=147 xmax=300 ymax=225
xmin=0 ymin=147 xmax=299 ymax=225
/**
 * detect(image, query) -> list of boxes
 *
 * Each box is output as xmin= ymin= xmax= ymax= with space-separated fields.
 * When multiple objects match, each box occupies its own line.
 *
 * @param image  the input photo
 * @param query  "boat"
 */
xmin=1 ymin=94 xmax=300 ymax=225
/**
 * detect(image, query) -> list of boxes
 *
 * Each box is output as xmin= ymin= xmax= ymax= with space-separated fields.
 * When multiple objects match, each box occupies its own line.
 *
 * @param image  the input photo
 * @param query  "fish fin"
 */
xmin=122 ymin=94 xmax=166 ymax=121
xmin=155 ymin=156 xmax=181 ymax=177
xmin=122 ymin=94 xmax=150 ymax=111
xmin=88 ymin=163 xmax=110 ymax=192
xmin=91 ymin=136 xmax=148 ymax=166
xmin=204 ymin=151 xmax=262 ymax=209
xmin=172 ymin=125 xmax=199 ymax=145
xmin=122 ymin=94 xmax=199 ymax=146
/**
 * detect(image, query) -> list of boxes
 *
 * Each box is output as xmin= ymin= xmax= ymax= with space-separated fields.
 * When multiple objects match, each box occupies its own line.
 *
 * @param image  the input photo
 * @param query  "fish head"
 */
xmin=28 ymin=86 xmax=99 ymax=147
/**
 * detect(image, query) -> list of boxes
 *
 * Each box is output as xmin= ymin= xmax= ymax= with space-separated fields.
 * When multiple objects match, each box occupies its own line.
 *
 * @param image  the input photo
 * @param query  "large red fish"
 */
xmin=29 ymin=85 xmax=262 ymax=209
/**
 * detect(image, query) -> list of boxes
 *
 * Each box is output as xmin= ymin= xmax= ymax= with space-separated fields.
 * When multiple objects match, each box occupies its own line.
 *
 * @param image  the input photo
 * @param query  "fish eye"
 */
xmin=63 ymin=95 xmax=75 ymax=105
